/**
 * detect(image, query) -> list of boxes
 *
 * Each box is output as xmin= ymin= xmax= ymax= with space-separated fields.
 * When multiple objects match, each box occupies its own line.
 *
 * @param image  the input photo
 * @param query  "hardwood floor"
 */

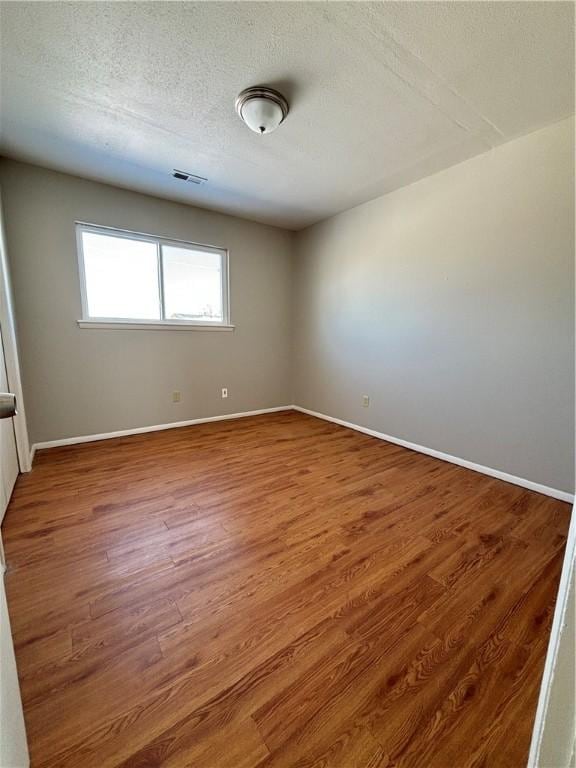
xmin=2 ymin=411 xmax=571 ymax=767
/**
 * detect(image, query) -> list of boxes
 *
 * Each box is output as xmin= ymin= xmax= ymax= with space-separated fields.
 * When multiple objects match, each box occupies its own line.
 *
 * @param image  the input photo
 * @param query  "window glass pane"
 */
xmin=162 ymin=245 xmax=223 ymax=322
xmin=82 ymin=231 xmax=160 ymax=320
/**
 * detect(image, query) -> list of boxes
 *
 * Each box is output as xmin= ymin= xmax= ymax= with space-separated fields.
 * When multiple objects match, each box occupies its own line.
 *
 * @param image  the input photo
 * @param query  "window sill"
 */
xmin=77 ymin=320 xmax=235 ymax=332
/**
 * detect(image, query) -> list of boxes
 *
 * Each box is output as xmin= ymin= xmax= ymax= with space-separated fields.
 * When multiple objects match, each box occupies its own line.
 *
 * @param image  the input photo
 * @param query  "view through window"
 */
xmin=77 ymin=224 xmax=228 ymax=325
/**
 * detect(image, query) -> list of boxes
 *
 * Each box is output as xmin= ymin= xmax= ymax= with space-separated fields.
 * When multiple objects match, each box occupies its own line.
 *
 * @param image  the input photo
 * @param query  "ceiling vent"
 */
xmin=172 ymin=169 xmax=207 ymax=185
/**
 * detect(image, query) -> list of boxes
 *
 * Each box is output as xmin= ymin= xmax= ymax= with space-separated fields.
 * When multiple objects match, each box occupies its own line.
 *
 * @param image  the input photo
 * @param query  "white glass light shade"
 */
xmin=235 ymin=87 xmax=289 ymax=135
xmin=240 ymin=98 xmax=284 ymax=134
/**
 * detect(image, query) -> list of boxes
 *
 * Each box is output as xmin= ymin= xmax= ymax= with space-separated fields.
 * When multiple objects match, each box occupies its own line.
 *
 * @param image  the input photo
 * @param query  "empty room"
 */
xmin=0 ymin=2 xmax=574 ymax=767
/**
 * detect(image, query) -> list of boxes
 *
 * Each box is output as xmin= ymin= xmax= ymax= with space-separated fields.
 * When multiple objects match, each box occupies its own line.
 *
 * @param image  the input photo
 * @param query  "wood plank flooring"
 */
xmin=2 ymin=411 xmax=571 ymax=767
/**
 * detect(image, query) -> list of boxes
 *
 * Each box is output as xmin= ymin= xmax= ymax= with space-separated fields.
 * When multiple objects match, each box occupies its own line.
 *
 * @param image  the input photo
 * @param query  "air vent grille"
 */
xmin=172 ymin=169 xmax=207 ymax=185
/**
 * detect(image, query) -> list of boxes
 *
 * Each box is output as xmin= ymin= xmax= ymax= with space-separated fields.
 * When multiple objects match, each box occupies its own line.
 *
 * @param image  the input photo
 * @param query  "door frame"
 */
xmin=0 ymin=190 xmax=30 ymax=473
xmin=527 ymin=505 xmax=575 ymax=766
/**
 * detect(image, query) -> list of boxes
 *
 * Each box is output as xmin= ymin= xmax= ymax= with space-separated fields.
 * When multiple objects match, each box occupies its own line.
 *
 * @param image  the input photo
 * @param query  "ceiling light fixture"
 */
xmin=235 ymin=86 xmax=289 ymax=135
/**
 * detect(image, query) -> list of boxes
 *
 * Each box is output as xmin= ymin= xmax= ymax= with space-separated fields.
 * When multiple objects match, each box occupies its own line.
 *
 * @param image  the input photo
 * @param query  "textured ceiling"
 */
xmin=0 ymin=1 xmax=574 ymax=229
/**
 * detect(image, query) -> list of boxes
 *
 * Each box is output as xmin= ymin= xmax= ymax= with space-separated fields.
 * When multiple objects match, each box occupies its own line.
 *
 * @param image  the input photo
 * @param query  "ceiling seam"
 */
xmin=322 ymin=5 xmax=506 ymax=147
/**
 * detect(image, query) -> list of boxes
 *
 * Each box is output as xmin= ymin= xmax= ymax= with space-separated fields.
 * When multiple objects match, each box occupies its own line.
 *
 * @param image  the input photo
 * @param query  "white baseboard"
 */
xmin=31 ymin=406 xmax=293 ymax=455
xmin=29 ymin=404 xmax=575 ymax=504
xmin=28 ymin=444 xmax=36 ymax=467
xmin=293 ymin=405 xmax=574 ymax=503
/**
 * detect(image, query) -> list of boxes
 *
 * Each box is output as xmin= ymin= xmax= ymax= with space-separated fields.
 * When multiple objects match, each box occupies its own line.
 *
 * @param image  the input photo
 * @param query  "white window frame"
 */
xmin=75 ymin=222 xmax=233 ymax=331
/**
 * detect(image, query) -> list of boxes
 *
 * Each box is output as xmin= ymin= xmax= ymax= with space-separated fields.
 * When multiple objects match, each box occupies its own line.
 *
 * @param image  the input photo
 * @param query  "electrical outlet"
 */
xmin=362 ymin=395 xmax=370 ymax=408
xmin=172 ymin=391 xmax=181 ymax=403
xmin=221 ymin=388 xmax=228 ymax=399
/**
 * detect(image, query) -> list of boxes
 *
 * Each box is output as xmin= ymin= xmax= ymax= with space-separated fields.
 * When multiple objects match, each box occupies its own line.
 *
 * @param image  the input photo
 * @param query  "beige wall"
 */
xmin=0 ymin=160 xmax=293 ymax=444
xmin=293 ymin=118 xmax=575 ymax=493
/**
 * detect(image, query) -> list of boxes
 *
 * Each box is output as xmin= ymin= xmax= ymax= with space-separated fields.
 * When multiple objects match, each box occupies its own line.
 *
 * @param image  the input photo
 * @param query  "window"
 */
xmin=76 ymin=223 xmax=230 ymax=329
